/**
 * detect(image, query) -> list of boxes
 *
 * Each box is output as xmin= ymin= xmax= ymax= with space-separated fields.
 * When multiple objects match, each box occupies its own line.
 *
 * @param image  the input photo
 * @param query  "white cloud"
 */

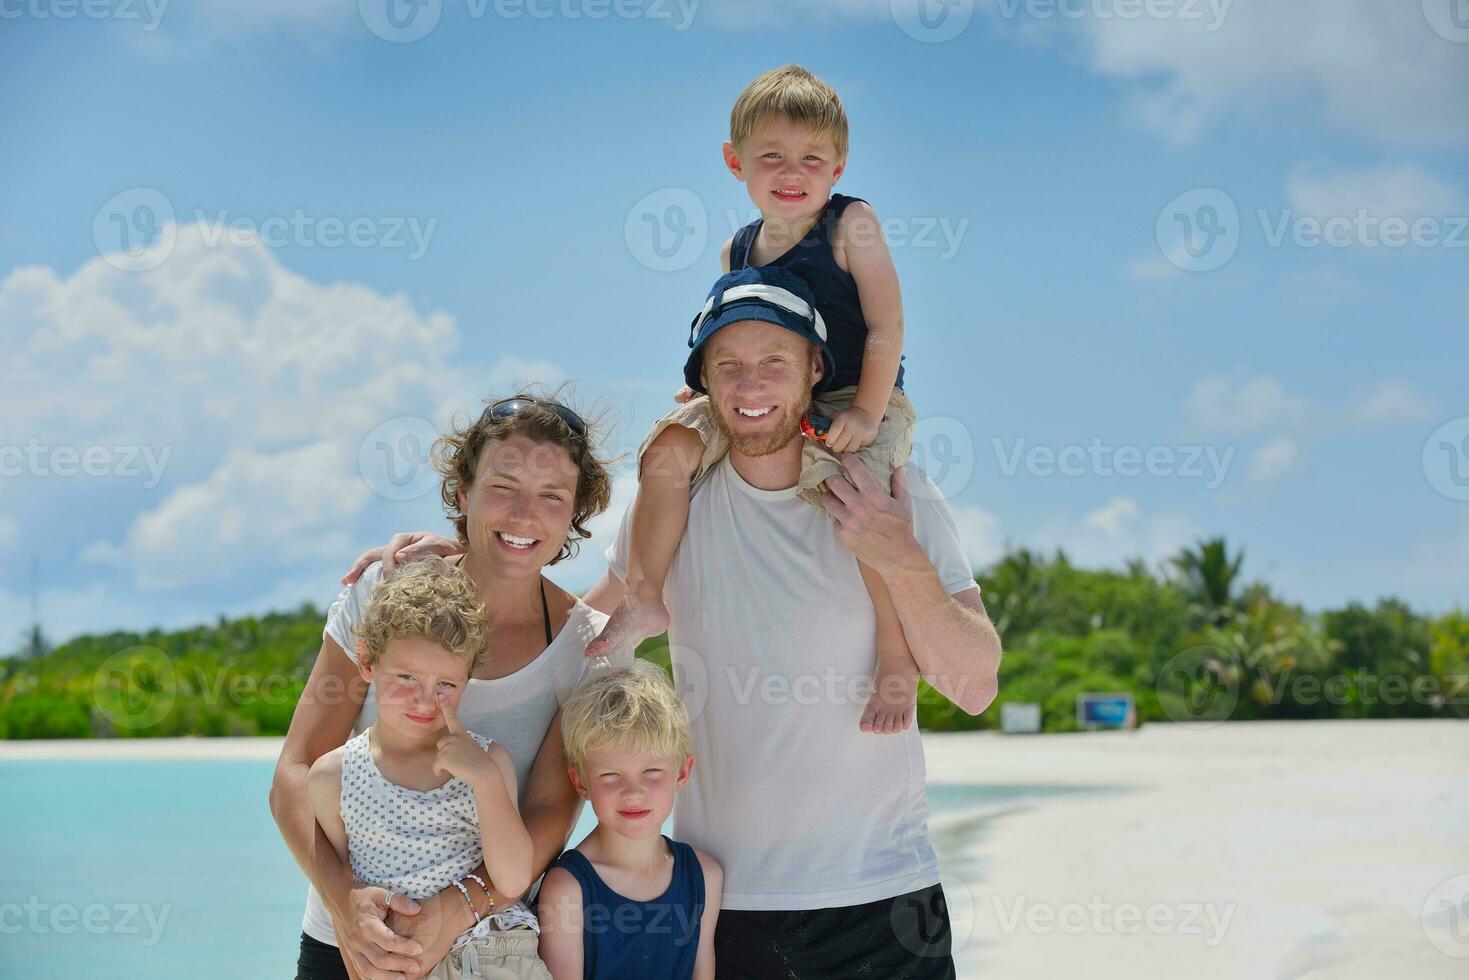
xmin=1246 ymin=436 xmax=1302 ymax=485
xmin=1032 ymin=495 xmax=1198 ymax=568
xmin=1183 ymin=370 xmax=1437 ymax=441
xmin=83 ymin=441 xmax=372 ymax=590
xmin=1071 ymin=0 xmax=1469 ymax=147
xmin=700 ymin=0 xmax=1469 ymax=149
xmin=1287 ymin=164 xmax=1466 ymax=223
xmin=4 ymin=224 xmax=566 ymax=600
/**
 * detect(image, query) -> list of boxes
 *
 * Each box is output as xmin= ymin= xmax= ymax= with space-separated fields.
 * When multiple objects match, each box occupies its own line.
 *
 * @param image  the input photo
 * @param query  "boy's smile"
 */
xmin=726 ymin=113 xmax=846 ymax=228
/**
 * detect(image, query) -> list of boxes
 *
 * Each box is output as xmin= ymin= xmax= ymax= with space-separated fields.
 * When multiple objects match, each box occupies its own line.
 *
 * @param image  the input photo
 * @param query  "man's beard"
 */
xmin=712 ymin=394 xmax=809 ymax=458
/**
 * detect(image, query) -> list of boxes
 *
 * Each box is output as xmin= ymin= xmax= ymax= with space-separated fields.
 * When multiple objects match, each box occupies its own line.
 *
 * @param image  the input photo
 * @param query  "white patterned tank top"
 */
xmin=339 ymin=727 xmax=539 ymax=933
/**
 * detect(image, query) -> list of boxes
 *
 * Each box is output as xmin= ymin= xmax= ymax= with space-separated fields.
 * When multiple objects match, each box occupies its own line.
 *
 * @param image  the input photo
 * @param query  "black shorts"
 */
xmin=713 ymin=882 xmax=956 ymax=980
xmin=295 ymin=931 xmax=351 ymax=980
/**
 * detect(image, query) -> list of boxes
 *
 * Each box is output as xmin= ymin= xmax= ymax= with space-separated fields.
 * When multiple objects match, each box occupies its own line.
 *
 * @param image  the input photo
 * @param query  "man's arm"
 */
xmin=821 ymin=461 xmax=1002 ymax=715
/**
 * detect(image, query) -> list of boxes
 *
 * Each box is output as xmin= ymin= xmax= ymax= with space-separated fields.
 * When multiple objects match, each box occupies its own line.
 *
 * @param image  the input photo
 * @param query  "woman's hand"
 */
xmin=674 ymin=385 xmax=697 ymax=404
xmin=331 ymin=885 xmax=426 ymax=979
xmin=387 ymin=888 xmax=474 ymax=978
xmin=340 ymin=532 xmax=464 ymax=586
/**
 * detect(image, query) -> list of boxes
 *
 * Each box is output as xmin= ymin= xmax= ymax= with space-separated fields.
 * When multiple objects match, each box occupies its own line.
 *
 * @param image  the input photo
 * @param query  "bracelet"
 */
xmin=451 ymin=878 xmax=481 ymax=924
xmin=464 ymin=875 xmax=499 ymax=916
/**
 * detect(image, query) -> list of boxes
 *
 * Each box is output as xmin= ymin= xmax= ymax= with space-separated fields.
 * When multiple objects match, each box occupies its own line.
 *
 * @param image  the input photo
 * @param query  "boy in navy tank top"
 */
xmin=537 ymin=661 xmax=722 ymax=979
xmin=589 ymin=65 xmax=922 ymax=736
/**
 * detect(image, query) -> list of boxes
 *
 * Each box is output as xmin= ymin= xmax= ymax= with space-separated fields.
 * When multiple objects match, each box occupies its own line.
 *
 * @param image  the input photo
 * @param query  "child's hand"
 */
xmin=674 ymin=385 xmax=697 ymax=404
xmin=432 ymin=692 xmax=498 ymax=789
xmin=824 ymin=406 xmax=880 ymax=455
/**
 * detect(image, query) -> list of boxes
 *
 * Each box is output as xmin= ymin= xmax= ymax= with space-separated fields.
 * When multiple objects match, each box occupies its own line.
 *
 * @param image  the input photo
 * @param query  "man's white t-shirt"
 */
xmin=607 ymin=457 xmax=979 ymax=911
xmin=300 ymin=560 xmax=627 ymax=946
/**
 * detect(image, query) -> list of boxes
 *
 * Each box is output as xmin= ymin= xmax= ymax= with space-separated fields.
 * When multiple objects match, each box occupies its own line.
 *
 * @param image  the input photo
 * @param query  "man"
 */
xmin=586 ymin=266 xmax=1002 ymax=978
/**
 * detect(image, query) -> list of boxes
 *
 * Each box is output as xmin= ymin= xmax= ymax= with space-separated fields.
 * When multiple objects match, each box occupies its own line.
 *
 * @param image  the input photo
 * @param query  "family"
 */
xmin=270 ymin=64 xmax=1003 ymax=980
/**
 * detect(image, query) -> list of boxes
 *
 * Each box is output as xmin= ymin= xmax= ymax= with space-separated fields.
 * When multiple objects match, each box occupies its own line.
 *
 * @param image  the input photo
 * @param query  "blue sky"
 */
xmin=2 ymin=0 xmax=1467 ymax=644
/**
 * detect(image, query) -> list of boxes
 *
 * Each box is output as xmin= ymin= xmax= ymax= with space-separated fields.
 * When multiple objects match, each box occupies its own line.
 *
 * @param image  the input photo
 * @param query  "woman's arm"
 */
xmin=692 ymin=851 xmax=723 ymax=980
xmin=270 ymin=635 xmax=426 ymax=979
xmin=535 ymin=867 xmax=585 ymax=980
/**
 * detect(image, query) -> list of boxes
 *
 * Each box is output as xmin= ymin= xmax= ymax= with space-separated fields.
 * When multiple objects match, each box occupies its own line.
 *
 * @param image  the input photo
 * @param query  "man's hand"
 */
xmin=820 ymin=457 xmax=925 ymax=577
xmin=823 ymin=406 xmax=880 ymax=455
xmin=341 ymin=532 xmax=464 ymax=586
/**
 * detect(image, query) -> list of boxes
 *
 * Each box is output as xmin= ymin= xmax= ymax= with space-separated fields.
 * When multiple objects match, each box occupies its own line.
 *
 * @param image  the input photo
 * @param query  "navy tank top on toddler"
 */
xmin=547 ymin=836 xmax=705 ymax=980
xmin=729 ymin=192 xmax=906 ymax=392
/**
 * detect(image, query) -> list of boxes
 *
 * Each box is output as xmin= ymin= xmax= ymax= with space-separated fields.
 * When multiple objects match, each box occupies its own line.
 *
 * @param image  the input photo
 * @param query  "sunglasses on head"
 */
xmin=483 ymin=397 xmax=588 ymax=439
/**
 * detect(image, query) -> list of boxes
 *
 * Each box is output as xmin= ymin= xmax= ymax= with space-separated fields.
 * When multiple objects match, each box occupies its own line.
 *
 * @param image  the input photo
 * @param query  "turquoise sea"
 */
xmin=0 ymin=758 xmax=1032 ymax=979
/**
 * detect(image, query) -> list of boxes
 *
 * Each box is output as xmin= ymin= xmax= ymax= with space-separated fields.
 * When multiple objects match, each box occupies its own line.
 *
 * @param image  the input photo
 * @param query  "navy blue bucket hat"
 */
xmin=683 ymin=266 xmax=836 ymax=396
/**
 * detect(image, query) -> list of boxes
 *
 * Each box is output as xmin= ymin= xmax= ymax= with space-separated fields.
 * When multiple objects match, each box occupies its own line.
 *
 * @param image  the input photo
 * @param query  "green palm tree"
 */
xmin=1170 ymin=537 xmax=1244 ymax=625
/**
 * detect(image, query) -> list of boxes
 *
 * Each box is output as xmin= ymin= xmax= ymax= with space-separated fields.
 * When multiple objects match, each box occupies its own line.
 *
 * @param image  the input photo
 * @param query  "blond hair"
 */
xmin=561 ymin=660 xmax=692 ymax=775
xmin=356 ymin=557 xmax=489 ymax=675
xmin=730 ymin=64 xmax=849 ymax=161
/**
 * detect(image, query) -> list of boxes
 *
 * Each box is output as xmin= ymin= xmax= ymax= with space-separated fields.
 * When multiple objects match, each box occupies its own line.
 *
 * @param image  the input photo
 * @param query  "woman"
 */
xmin=270 ymin=393 xmax=627 ymax=980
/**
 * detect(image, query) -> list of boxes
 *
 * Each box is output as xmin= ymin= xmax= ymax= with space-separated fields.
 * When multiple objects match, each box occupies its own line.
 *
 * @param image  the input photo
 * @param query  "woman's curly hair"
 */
xmin=432 ymin=384 xmax=617 ymax=565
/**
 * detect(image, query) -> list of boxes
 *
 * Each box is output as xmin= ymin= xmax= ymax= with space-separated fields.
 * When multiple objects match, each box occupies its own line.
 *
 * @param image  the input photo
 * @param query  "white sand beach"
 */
xmin=925 ymin=719 xmax=1469 ymax=979
xmin=5 ymin=720 xmax=1465 ymax=978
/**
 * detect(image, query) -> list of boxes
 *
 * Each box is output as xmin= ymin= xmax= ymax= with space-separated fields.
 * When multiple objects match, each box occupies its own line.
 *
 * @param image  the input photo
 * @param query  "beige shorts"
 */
xmin=638 ymin=385 xmax=917 ymax=508
xmin=423 ymin=929 xmax=550 ymax=980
